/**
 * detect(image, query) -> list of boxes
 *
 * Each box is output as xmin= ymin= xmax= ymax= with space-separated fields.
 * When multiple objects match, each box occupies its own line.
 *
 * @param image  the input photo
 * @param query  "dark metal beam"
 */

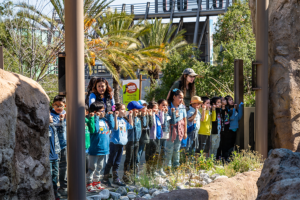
xmin=225 ymin=0 xmax=229 ymax=11
xmin=197 ymin=17 xmax=208 ymax=49
xmin=193 ymin=0 xmax=202 ymax=45
xmin=155 ymin=0 xmax=158 ymax=13
xmin=176 ymin=17 xmax=183 ymax=35
xmin=131 ymin=5 xmax=134 ymax=14
xmin=205 ymin=16 xmax=210 ymax=62
xmin=122 ymin=4 xmax=126 ymax=12
xmin=145 ymin=2 xmax=150 ymax=20
xmin=168 ymin=0 xmax=176 ymax=33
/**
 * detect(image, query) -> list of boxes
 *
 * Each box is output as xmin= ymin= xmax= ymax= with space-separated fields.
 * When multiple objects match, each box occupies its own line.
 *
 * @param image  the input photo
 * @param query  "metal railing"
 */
xmin=109 ymin=0 xmax=232 ymax=16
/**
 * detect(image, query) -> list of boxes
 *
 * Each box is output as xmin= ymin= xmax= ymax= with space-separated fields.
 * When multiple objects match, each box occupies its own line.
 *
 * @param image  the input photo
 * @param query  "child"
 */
xmin=102 ymin=103 xmax=133 ymax=187
xmin=186 ymin=96 xmax=202 ymax=154
xmin=85 ymin=104 xmax=91 ymax=174
xmin=210 ymin=97 xmax=222 ymax=158
xmin=145 ymin=101 xmax=162 ymax=175
xmin=123 ymin=101 xmax=144 ymax=183
xmin=49 ymin=112 xmax=64 ymax=200
xmin=157 ymin=99 xmax=170 ymax=176
xmin=86 ymin=102 xmax=114 ymax=191
xmin=198 ymin=97 xmax=216 ymax=157
xmin=138 ymin=100 xmax=149 ymax=107
xmin=216 ymin=96 xmax=231 ymax=160
xmin=227 ymin=95 xmax=244 ymax=160
xmin=50 ymin=95 xmax=67 ymax=196
xmin=165 ymin=88 xmax=187 ymax=169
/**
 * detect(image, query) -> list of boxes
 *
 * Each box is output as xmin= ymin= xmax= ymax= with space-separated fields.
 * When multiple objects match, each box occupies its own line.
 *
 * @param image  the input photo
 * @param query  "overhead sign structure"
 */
xmin=123 ymin=79 xmax=140 ymax=108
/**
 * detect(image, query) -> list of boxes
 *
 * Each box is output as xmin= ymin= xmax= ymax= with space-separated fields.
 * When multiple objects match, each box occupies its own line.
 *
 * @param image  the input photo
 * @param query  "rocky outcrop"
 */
xmin=0 ymin=69 xmax=53 ymax=199
xmin=257 ymin=148 xmax=300 ymax=200
xmin=249 ymin=0 xmax=300 ymax=151
xmin=137 ymin=170 xmax=261 ymax=200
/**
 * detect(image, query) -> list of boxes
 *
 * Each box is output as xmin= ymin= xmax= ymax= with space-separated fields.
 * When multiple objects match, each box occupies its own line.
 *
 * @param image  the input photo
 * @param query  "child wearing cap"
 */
xmin=123 ymin=101 xmax=144 ymax=183
xmin=186 ymin=96 xmax=203 ymax=154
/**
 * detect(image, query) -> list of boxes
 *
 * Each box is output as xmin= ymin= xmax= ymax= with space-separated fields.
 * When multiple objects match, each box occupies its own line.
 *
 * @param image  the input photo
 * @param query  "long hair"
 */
xmin=114 ymin=103 xmax=129 ymax=122
xmin=92 ymin=78 xmax=113 ymax=99
xmin=167 ymin=89 xmax=183 ymax=106
xmin=179 ymin=74 xmax=195 ymax=97
xmin=148 ymin=101 xmax=158 ymax=109
xmin=87 ymin=77 xmax=97 ymax=93
xmin=225 ymin=95 xmax=234 ymax=109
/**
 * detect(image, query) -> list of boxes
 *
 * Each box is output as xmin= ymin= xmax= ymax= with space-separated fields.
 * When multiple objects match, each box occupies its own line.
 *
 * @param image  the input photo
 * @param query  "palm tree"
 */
xmin=139 ymin=18 xmax=188 ymax=85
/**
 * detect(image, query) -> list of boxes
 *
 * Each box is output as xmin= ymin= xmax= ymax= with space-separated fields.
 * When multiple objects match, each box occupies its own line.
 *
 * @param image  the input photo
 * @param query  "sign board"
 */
xmin=122 ymin=79 xmax=140 ymax=108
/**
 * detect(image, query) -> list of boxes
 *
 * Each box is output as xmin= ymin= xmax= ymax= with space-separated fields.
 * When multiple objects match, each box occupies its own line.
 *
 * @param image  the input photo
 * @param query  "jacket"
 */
xmin=50 ymin=109 xmax=67 ymax=150
xmin=149 ymin=113 xmax=162 ymax=140
xmin=110 ymin=116 xmax=133 ymax=145
xmin=140 ymin=114 xmax=152 ymax=144
xmin=198 ymin=109 xmax=216 ymax=136
xmin=228 ymin=102 xmax=244 ymax=131
xmin=87 ymin=115 xmax=114 ymax=155
xmin=49 ymin=123 xmax=62 ymax=161
xmin=168 ymin=103 xmax=187 ymax=142
xmin=127 ymin=115 xmax=142 ymax=142
xmin=89 ymin=92 xmax=115 ymax=112
xmin=159 ymin=111 xmax=171 ymax=140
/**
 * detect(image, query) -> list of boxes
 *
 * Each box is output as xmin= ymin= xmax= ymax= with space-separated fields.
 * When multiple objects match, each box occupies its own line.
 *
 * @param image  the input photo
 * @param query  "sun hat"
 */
xmin=190 ymin=96 xmax=203 ymax=104
xmin=182 ymin=68 xmax=198 ymax=77
xmin=127 ymin=101 xmax=144 ymax=111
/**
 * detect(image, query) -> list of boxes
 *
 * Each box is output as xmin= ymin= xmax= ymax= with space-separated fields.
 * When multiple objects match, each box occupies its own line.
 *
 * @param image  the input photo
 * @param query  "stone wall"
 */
xmin=249 ymin=0 xmax=300 ymax=151
xmin=0 ymin=69 xmax=53 ymax=199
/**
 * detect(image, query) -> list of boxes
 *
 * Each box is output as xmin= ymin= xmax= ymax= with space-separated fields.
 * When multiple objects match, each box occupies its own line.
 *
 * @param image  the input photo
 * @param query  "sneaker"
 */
xmin=92 ymin=181 xmax=105 ymax=190
xmin=158 ymin=168 xmax=167 ymax=177
xmin=86 ymin=183 xmax=96 ymax=192
xmin=112 ymin=178 xmax=126 ymax=186
xmin=122 ymin=175 xmax=131 ymax=184
xmin=101 ymin=179 xmax=112 ymax=187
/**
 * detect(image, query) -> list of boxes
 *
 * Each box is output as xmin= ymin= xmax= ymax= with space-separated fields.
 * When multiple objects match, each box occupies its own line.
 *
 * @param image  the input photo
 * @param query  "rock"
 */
xmin=141 ymin=194 xmax=151 ymax=199
xmin=176 ymin=185 xmax=185 ymax=190
xmin=88 ymin=195 xmax=102 ymax=200
xmin=149 ymin=188 xmax=158 ymax=195
xmin=152 ymin=190 xmax=162 ymax=197
xmin=203 ymin=177 xmax=212 ymax=184
xmin=138 ymin=187 xmax=149 ymax=196
xmin=99 ymin=189 xmax=110 ymax=199
xmin=110 ymin=192 xmax=121 ymax=200
xmin=214 ymin=175 xmax=228 ymax=180
xmin=126 ymin=186 xmax=136 ymax=192
xmin=127 ymin=192 xmax=137 ymax=199
xmin=0 ymin=69 xmax=52 ymax=199
xmin=184 ymin=181 xmax=189 ymax=186
xmin=198 ymin=170 xmax=206 ymax=174
xmin=249 ymin=0 xmax=300 ymax=151
xmin=190 ymin=183 xmax=195 ymax=187
xmin=116 ymin=186 xmax=127 ymax=196
xmin=210 ymin=174 xmax=220 ymax=180
xmin=160 ymin=188 xmax=169 ymax=193
xmin=142 ymin=170 xmax=261 ymax=200
xmin=199 ymin=173 xmax=209 ymax=180
xmin=120 ymin=196 xmax=129 ymax=200
xmin=257 ymin=149 xmax=300 ymax=200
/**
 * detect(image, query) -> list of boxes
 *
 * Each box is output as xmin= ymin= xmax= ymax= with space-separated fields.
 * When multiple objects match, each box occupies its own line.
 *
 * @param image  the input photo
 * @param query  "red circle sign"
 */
xmin=126 ymin=82 xmax=137 ymax=93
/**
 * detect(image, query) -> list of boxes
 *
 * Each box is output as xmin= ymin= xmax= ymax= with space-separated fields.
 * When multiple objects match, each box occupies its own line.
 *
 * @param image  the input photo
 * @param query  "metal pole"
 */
xmin=155 ymin=0 xmax=158 ymax=13
xmin=139 ymin=74 xmax=142 ymax=100
xmin=234 ymin=59 xmax=244 ymax=149
xmin=145 ymin=2 xmax=150 ymax=19
xmin=197 ymin=17 xmax=208 ymax=49
xmin=193 ymin=0 xmax=202 ymax=45
xmin=176 ymin=17 xmax=183 ymax=35
xmin=255 ymin=0 xmax=268 ymax=158
xmin=205 ymin=16 xmax=210 ymax=63
xmin=65 ymin=0 xmax=85 ymax=198
xmin=122 ymin=4 xmax=126 ymax=12
xmin=206 ymin=0 xmax=209 ymax=10
xmin=167 ymin=0 xmax=175 ymax=43
xmin=0 ymin=46 xmax=4 ymax=70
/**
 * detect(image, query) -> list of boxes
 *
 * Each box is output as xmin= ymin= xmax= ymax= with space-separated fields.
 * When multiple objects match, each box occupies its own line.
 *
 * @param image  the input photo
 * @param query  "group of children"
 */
xmin=48 ymin=88 xmax=243 ymax=198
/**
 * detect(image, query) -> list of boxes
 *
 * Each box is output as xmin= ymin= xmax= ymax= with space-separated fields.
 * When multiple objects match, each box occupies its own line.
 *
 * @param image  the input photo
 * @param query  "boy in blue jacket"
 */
xmin=50 ymin=95 xmax=67 ymax=196
xmin=86 ymin=102 xmax=114 ymax=192
xmin=123 ymin=101 xmax=144 ymax=183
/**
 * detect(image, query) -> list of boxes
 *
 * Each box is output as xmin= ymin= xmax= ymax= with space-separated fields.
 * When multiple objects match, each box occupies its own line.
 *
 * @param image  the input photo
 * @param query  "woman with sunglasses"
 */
xmin=89 ymin=78 xmax=115 ymax=112
xmin=167 ymin=68 xmax=199 ymax=108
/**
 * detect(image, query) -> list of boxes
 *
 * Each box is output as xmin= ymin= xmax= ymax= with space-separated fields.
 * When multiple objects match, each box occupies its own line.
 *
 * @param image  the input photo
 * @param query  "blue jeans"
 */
xmin=165 ymin=136 xmax=181 ymax=168
xmin=137 ymin=141 xmax=146 ymax=164
xmin=59 ymin=148 xmax=67 ymax=189
xmin=103 ymin=143 xmax=123 ymax=180
xmin=50 ymin=159 xmax=59 ymax=197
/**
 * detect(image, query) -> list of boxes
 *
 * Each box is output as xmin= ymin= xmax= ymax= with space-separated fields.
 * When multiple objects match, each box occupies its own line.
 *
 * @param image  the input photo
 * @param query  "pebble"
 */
xmin=142 ymin=194 xmax=152 ymax=199
xmin=176 ymin=185 xmax=185 ymax=190
xmin=160 ymin=188 xmax=169 ymax=193
xmin=127 ymin=192 xmax=137 ymax=199
xmin=120 ymin=196 xmax=129 ymax=200
xmin=199 ymin=173 xmax=210 ymax=180
xmin=87 ymin=195 xmax=102 ymax=200
xmin=109 ymin=191 xmax=121 ymax=200
xmin=99 ymin=189 xmax=110 ymax=199
xmin=139 ymin=187 xmax=149 ymax=196
xmin=126 ymin=186 xmax=136 ymax=192
xmin=149 ymin=188 xmax=158 ymax=195
xmin=116 ymin=187 xmax=127 ymax=196
xmin=152 ymin=190 xmax=162 ymax=197
xmin=215 ymin=175 xmax=228 ymax=180
xmin=203 ymin=177 xmax=212 ymax=184
xmin=201 ymin=181 xmax=207 ymax=186
xmin=184 ymin=181 xmax=190 ymax=186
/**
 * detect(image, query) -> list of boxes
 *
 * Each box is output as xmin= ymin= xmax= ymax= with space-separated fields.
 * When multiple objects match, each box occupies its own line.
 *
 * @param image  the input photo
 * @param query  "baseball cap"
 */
xmin=138 ymin=100 xmax=148 ymax=106
xmin=127 ymin=101 xmax=144 ymax=111
xmin=182 ymin=68 xmax=198 ymax=76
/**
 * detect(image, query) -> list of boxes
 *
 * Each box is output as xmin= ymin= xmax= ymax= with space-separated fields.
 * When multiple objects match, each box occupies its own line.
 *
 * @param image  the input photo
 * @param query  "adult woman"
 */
xmin=85 ymin=77 xmax=97 ymax=106
xmin=89 ymin=78 xmax=115 ymax=112
xmin=167 ymin=68 xmax=198 ymax=107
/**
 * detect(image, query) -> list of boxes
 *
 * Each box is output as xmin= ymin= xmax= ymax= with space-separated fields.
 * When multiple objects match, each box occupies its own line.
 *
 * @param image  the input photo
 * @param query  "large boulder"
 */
xmin=257 ymin=148 xmax=300 ymax=200
xmin=136 ymin=170 xmax=261 ymax=200
xmin=0 ymin=69 xmax=53 ymax=199
xmin=249 ymin=0 xmax=300 ymax=151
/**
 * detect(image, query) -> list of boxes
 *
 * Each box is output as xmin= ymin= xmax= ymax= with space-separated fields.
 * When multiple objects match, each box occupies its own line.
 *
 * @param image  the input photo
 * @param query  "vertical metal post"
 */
xmin=205 ymin=16 xmax=210 ymax=63
xmin=197 ymin=17 xmax=208 ymax=49
xmin=225 ymin=0 xmax=229 ymax=11
xmin=255 ymin=0 xmax=269 ymax=158
xmin=180 ymin=0 xmax=183 ymax=11
xmin=139 ymin=74 xmax=143 ymax=100
xmin=65 ymin=0 xmax=85 ymax=198
xmin=131 ymin=5 xmax=134 ymax=14
xmin=193 ymin=0 xmax=202 ymax=45
xmin=145 ymin=2 xmax=150 ymax=19
xmin=176 ymin=17 xmax=183 ymax=35
xmin=155 ymin=0 xmax=158 ymax=13
xmin=0 ymin=46 xmax=4 ymax=70
xmin=122 ymin=4 xmax=126 ymax=12
xmin=206 ymin=0 xmax=209 ymax=10
xmin=167 ymin=0 xmax=175 ymax=43
xmin=234 ymin=59 xmax=244 ymax=149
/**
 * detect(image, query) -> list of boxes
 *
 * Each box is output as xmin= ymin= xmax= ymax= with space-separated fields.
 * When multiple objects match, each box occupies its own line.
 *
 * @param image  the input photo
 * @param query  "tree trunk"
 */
xmin=113 ymin=65 xmax=121 ymax=103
